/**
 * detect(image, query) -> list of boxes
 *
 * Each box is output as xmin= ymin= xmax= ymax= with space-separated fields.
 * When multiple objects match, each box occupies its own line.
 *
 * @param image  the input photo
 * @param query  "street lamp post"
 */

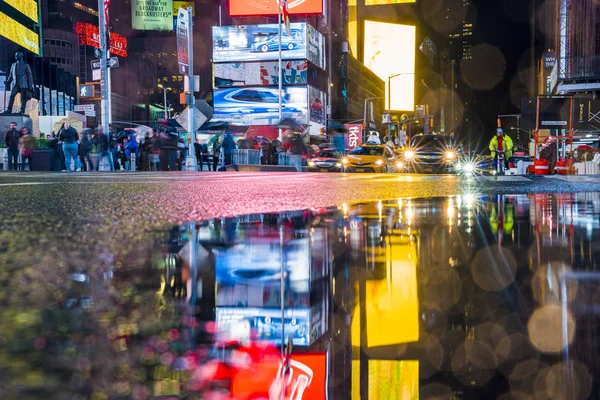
xmin=387 ymin=73 xmax=413 ymax=140
xmin=158 ymin=84 xmax=171 ymax=119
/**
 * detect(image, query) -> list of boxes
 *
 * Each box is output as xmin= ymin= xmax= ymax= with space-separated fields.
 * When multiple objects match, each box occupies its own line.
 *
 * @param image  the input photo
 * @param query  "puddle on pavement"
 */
xmin=2 ymin=194 xmax=600 ymax=399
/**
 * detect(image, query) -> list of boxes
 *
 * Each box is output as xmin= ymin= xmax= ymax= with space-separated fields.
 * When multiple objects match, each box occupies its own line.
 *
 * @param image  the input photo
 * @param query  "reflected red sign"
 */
xmin=231 ymin=352 xmax=327 ymax=400
xmin=344 ymin=124 xmax=363 ymax=149
xmin=230 ymin=0 xmax=323 ymax=16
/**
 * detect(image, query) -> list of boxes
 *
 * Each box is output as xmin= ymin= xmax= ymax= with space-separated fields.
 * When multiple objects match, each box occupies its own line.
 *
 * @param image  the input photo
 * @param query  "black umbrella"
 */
xmin=278 ymin=118 xmax=305 ymax=131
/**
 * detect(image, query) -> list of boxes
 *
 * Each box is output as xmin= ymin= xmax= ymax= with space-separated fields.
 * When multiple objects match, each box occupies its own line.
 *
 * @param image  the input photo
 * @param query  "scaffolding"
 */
xmin=534 ymin=96 xmax=574 ymax=161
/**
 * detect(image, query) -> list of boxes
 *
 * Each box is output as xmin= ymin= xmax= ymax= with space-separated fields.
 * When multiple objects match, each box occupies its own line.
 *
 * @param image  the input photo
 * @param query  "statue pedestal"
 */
xmin=0 ymin=114 xmax=33 ymax=143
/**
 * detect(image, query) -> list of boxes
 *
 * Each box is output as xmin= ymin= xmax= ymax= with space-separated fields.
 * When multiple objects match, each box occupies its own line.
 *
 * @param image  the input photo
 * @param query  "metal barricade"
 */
xmin=1 ymin=148 xmax=7 ymax=171
xmin=130 ymin=154 xmax=137 ymax=171
xmin=278 ymin=153 xmax=292 ymax=166
xmin=232 ymin=149 xmax=261 ymax=165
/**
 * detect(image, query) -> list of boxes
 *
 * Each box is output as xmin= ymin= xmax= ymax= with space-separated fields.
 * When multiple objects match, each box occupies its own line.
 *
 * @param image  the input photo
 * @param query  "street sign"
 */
xmin=176 ymin=7 xmax=190 ymax=75
xmin=91 ymin=57 xmax=119 ymax=70
xmin=79 ymin=84 xmax=95 ymax=98
xmin=382 ymin=113 xmax=391 ymax=124
xmin=74 ymin=104 xmax=95 ymax=112
xmin=92 ymin=69 xmax=101 ymax=81
xmin=85 ymin=110 xmax=96 ymax=117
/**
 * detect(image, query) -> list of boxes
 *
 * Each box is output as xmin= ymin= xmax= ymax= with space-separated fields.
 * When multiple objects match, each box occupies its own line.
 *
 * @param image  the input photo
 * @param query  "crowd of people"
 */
xmin=4 ymin=119 xmax=325 ymax=172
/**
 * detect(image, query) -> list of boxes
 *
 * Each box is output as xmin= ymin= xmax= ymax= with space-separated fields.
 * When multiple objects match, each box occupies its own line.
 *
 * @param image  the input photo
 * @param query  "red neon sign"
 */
xmin=75 ymin=22 xmax=128 ymax=58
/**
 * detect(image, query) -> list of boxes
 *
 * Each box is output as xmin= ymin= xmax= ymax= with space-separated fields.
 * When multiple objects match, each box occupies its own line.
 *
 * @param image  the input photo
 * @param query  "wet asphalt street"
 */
xmin=2 ymin=171 xmax=600 ymax=399
xmin=2 ymin=172 xmax=600 ymax=224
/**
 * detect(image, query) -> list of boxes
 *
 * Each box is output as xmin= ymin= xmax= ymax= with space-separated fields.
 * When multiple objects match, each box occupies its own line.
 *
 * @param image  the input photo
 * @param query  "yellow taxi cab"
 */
xmin=341 ymin=144 xmax=400 ymax=173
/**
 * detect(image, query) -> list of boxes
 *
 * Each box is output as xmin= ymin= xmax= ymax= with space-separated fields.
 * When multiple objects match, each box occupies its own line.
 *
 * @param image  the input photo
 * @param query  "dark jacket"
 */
xmin=79 ymin=133 xmax=93 ymax=155
xmin=93 ymin=132 xmax=109 ymax=152
xmin=59 ymin=127 xmax=79 ymax=144
xmin=7 ymin=60 xmax=34 ymax=90
xmin=222 ymin=134 xmax=236 ymax=155
xmin=4 ymin=129 xmax=21 ymax=149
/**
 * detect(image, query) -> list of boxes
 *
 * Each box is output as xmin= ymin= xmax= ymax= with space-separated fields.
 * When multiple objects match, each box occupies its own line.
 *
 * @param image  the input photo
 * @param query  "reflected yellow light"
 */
xmin=364 ymin=21 xmax=415 ymax=111
xmin=342 ymin=203 xmax=348 ymax=216
xmin=366 ymin=248 xmax=419 ymax=346
xmin=368 ymin=360 xmax=419 ymax=399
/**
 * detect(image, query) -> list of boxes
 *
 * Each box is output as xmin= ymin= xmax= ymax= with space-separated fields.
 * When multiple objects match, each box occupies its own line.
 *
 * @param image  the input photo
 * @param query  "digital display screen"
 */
xmin=229 ymin=0 xmax=324 ymax=17
xmin=364 ymin=21 xmax=415 ymax=111
xmin=213 ymin=86 xmax=309 ymax=126
xmin=213 ymin=23 xmax=308 ymax=63
xmin=214 ymin=60 xmax=309 ymax=88
xmin=0 ymin=12 xmax=39 ymax=54
xmin=4 ymin=0 xmax=38 ymax=22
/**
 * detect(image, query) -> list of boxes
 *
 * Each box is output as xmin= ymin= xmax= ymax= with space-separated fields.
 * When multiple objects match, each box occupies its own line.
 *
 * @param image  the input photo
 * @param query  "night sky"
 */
xmin=461 ymin=0 xmax=533 ymax=149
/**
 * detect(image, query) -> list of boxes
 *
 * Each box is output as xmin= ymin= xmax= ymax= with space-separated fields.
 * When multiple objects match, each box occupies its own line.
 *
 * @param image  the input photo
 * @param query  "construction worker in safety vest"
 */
xmin=489 ymin=128 xmax=514 ymax=168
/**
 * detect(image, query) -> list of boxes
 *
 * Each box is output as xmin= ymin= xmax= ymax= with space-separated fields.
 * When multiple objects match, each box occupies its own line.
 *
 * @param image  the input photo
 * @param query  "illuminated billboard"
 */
xmin=213 ymin=86 xmax=308 ymax=125
xmin=0 ymin=12 xmax=39 ymax=54
xmin=213 ymin=23 xmax=325 ymax=69
xmin=131 ymin=0 xmax=173 ymax=31
xmin=229 ymin=0 xmax=323 ymax=17
xmin=5 ymin=0 xmax=39 ymax=23
xmin=214 ymin=60 xmax=308 ymax=87
xmin=368 ymin=360 xmax=419 ymax=399
xmin=365 ymin=0 xmax=415 ymax=4
xmin=75 ymin=23 xmax=128 ymax=58
xmin=364 ymin=21 xmax=415 ymax=111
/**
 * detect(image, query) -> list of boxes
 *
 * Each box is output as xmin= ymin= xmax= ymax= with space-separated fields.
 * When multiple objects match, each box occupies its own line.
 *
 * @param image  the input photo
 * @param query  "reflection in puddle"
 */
xmin=2 ymin=194 xmax=600 ymax=399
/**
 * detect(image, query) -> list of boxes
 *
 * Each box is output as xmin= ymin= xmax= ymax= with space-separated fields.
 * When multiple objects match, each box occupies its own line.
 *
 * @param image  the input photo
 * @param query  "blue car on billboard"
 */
xmin=213 ymin=87 xmax=307 ymax=125
xmin=251 ymin=36 xmax=298 ymax=52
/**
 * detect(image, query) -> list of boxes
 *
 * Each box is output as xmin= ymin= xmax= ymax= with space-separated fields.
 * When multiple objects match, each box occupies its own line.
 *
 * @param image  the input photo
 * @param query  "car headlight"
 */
xmin=308 ymin=161 xmax=315 ymax=166
xmin=396 ymin=161 xmax=404 ymax=169
xmin=336 ymin=162 xmax=342 ymax=168
xmin=404 ymin=150 xmax=415 ymax=160
xmin=445 ymin=151 xmax=456 ymax=160
xmin=375 ymin=159 xmax=384 ymax=165
xmin=341 ymin=158 xmax=349 ymax=165
xmin=463 ymin=163 xmax=475 ymax=173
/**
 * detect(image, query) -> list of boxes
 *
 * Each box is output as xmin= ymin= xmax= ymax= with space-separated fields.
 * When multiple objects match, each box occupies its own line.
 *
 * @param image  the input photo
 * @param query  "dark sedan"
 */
xmin=307 ymin=149 xmax=347 ymax=172
xmin=402 ymin=134 xmax=458 ymax=173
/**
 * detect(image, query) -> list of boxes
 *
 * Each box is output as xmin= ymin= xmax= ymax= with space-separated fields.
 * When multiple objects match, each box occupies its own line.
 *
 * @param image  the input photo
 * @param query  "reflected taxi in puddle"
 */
xmin=341 ymin=144 xmax=398 ymax=173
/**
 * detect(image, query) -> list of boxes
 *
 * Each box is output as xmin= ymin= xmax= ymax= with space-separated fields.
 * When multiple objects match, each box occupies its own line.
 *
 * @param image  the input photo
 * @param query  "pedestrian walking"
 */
xmin=194 ymin=138 xmax=202 ymax=171
xmin=4 ymin=121 xmax=21 ymax=171
xmin=59 ymin=120 xmax=80 ymax=171
xmin=222 ymin=132 xmax=236 ymax=166
xmin=93 ymin=128 xmax=113 ymax=171
xmin=212 ymin=139 xmax=221 ymax=171
xmin=20 ymin=127 xmax=35 ymax=171
xmin=78 ymin=128 xmax=94 ymax=171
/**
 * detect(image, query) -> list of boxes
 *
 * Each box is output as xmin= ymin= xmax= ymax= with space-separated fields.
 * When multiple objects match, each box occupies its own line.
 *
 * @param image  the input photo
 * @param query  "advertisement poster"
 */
xmin=306 ymin=24 xmax=326 ymax=69
xmin=5 ymin=0 xmax=39 ymax=22
xmin=132 ymin=0 xmax=173 ymax=31
xmin=214 ymin=60 xmax=308 ymax=88
xmin=344 ymin=124 xmax=363 ymax=149
xmin=216 ymin=307 xmax=311 ymax=346
xmin=213 ymin=86 xmax=309 ymax=125
xmin=176 ymin=7 xmax=189 ymax=74
xmin=75 ymin=23 xmax=128 ymax=57
xmin=309 ymin=86 xmax=326 ymax=125
xmin=213 ymin=23 xmax=308 ymax=63
xmin=0 ymin=12 xmax=39 ymax=54
xmin=230 ymin=0 xmax=324 ymax=16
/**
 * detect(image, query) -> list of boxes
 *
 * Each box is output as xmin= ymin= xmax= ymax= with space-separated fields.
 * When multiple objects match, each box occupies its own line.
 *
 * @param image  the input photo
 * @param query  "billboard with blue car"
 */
xmin=213 ymin=23 xmax=308 ymax=63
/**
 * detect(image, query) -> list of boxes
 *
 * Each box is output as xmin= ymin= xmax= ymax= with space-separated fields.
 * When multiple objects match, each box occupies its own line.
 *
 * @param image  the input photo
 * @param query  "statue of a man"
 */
xmin=4 ymin=52 xmax=34 ymax=114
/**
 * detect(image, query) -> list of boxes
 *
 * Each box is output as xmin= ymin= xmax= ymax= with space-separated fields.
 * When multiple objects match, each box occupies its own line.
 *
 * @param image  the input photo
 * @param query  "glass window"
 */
xmin=259 ymin=91 xmax=279 ymax=103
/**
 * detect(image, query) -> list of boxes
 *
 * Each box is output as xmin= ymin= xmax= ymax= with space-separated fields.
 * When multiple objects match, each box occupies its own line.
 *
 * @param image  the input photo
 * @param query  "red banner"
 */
xmin=75 ymin=22 xmax=128 ymax=58
xmin=344 ymin=124 xmax=363 ymax=149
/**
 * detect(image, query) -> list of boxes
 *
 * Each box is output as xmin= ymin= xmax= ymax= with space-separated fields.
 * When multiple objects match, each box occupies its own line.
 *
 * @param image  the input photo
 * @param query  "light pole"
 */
xmin=387 ymin=73 xmax=414 ymax=139
xmin=158 ymin=84 xmax=171 ymax=119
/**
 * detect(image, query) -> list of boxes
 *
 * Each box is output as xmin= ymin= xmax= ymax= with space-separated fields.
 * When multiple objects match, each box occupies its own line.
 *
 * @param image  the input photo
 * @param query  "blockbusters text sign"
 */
xmin=132 ymin=0 xmax=173 ymax=31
